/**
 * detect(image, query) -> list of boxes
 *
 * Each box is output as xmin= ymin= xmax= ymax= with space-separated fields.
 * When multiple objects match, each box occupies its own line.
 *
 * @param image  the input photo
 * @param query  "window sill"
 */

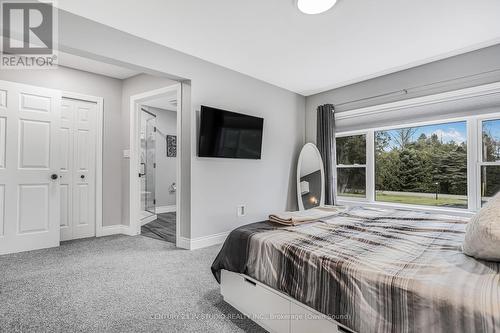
xmin=336 ymin=198 xmax=475 ymax=218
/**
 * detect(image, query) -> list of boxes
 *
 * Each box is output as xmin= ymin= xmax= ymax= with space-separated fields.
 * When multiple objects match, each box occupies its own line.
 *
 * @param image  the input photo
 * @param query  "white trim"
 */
xmin=129 ymin=84 xmax=183 ymax=247
xmin=476 ymin=115 xmax=500 ymax=207
xmin=365 ymin=131 xmax=375 ymax=203
xmin=337 ymin=199 xmax=475 ymax=218
xmin=178 ymin=231 xmax=230 ymax=250
xmin=98 ymin=225 xmax=129 ymax=237
xmin=175 ymin=85 xmax=182 ymax=248
xmin=338 ymin=116 xmax=474 ymax=137
xmin=177 ymin=237 xmax=191 ymax=250
xmin=156 ymin=205 xmax=176 ymax=214
xmin=62 ymin=91 xmax=104 ymax=239
xmin=468 ymin=118 xmax=479 ymax=211
xmin=336 ymin=164 xmax=366 ymax=168
xmin=335 ymin=81 xmax=500 ymax=121
xmin=140 ymin=214 xmax=157 ymax=226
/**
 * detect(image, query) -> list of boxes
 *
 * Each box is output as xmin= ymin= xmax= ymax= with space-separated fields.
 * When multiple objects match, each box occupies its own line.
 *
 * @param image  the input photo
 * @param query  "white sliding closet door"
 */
xmin=0 ymin=80 xmax=61 ymax=255
xmin=60 ymin=98 xmax=97 ymax=241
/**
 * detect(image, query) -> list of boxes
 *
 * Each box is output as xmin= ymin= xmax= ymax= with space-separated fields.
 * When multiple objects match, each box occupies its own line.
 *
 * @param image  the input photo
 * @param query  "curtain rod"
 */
xmin=333 ymin=68 xmax=500 ymax=108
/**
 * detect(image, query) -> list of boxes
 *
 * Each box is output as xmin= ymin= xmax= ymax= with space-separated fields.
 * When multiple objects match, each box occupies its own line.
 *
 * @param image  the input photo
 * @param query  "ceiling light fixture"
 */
xmin=297 ymin=0 xmax=337 ymax=14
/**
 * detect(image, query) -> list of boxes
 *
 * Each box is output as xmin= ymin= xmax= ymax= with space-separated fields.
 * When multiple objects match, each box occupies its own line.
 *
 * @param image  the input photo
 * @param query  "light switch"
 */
xmin=123 ymin=149 xmax=130 ymax=158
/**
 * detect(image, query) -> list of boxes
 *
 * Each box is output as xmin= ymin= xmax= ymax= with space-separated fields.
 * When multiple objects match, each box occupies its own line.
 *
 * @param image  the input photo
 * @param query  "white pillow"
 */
xmin=463 ymin=192 xmax=500 ymax=261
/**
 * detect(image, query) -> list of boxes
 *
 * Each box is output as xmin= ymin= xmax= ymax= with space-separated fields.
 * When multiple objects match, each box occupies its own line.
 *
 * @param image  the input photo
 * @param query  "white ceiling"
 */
xmin=142 ymin=94 xmax=178 ymax=112
xmin=57 ymin=0 xmax=500 ymax=96
xmin=58 ymin=51 xmax=140 ymax=79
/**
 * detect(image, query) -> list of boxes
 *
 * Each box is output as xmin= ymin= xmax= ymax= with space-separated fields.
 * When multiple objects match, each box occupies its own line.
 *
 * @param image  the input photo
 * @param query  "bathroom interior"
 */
xmin=139 ymin=95 xmax=178 ymax=243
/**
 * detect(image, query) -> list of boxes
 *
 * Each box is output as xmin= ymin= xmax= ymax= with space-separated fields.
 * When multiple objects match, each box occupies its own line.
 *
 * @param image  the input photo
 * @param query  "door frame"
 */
xmin=61 ymin=91 xmax=104 ymax=238
xmin=129 ymin=83 xmax=182 ymax=247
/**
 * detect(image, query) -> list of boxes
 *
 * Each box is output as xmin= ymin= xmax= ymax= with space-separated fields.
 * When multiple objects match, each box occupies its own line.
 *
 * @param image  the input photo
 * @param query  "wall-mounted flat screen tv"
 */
xmin=198 ymin=105 xmax=264 ymax=159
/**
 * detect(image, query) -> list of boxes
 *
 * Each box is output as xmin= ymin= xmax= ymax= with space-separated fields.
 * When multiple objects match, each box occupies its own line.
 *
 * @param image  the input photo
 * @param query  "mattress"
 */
xmin=211 ymin=206 xmax=500 ymax=333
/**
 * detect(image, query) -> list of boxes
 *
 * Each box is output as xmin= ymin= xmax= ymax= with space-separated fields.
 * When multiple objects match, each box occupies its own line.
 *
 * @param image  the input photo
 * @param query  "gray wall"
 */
xmin=0 ymin=66 xmax=123 ymax=227
xmin=306 ymin=43 xmax=500 ymax=139
xmin=55 ymin=10 xmax=305 ymax=239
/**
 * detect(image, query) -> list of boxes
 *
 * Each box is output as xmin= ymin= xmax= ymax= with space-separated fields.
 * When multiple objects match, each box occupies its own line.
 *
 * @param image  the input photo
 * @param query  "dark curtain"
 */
xmin=316 ymin=104 xmax=336 ymax=205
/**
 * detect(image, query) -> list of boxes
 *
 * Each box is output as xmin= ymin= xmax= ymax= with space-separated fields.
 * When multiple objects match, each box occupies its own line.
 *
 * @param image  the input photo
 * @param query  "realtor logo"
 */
xmin=1 ymin=0 xmax=58 ymax=69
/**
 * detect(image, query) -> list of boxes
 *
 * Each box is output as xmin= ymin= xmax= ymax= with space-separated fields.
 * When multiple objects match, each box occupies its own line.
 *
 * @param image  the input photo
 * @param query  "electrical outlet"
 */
xmin=237 ymin=204 xmax=246 ymax=217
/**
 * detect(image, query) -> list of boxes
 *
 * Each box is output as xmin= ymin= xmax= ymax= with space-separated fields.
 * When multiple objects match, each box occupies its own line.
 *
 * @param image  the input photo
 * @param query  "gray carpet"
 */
xmin=142 ymin=212 xmax=176 ymax=243
xmin=0 ymin=235 xmax=266 ymax=333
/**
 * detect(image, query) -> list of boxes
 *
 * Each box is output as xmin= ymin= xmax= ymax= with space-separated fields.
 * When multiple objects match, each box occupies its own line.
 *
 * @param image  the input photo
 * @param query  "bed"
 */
xmin=211 ymin=206 xmax=500 ymax=333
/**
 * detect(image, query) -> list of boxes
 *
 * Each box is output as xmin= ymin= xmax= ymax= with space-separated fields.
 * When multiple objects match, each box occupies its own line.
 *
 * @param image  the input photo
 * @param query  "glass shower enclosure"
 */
xmin=140 ymin=109 xmax=156 ymax=217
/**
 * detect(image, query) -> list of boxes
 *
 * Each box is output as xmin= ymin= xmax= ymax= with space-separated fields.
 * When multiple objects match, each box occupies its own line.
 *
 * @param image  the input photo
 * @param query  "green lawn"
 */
xmin=376 ymin=193 xmax=467 ymax=208
xmin=338 ymin=192 xmax=366 ymax=198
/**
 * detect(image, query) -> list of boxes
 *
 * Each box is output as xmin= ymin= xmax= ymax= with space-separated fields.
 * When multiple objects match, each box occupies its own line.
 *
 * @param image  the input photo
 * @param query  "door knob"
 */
xmin=51 ymin=174 xmax=59 ymax=180
xmin=80 ymin=175 xmax=85 ymax=179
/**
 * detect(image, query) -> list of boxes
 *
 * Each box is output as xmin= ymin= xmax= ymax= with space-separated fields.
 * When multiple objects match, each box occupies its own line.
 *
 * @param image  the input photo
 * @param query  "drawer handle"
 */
xmin=244 ymin=278 xmax=256 ymax=286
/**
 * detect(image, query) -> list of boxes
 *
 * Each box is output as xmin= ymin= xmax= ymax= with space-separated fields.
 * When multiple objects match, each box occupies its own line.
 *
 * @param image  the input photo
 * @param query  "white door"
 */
xmin=59 ymin=98 xmax=97 ymax=241
xmin=0 ymin=80 xmax=61 ymax=255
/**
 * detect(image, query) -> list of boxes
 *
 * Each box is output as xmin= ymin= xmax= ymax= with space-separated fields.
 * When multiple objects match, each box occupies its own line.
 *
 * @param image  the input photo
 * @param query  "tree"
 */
xmin=390 ymin=128 xmax=417 ymax=149
xmin=375 ymin=128 xmax=467 ymax=197
xmin=483 ymin=131 xmax=500 ymax=162
xmin=432 ymin=145 xmax=467 ymax=195
xmin=336 ymin=135 xmax=366 ymax=164
xmin=375 ymin=150 xmax=401 ymax=191
xmin=398 ymin=148 xmax=424 ymax=192
xmin=417 ymin=133 xmax=427 ymax=143
xmin=375 ymin=132 xmax=391 ymax=152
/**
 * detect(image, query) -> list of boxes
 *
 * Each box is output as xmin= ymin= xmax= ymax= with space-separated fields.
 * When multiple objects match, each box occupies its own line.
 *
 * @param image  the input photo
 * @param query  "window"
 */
xmin=334 ymin=111 xmax=500 ymax=213
xmin=336 ymin=135 xmax=366 ymax=198
xmin=481 ymin=119 xmax=500 ymax=205
xmin=375 ymin=122 xmax=468 ymax=208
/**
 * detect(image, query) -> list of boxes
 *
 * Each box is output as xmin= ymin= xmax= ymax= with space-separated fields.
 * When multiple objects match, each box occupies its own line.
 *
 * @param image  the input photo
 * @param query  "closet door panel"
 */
xmin=59 ymin=99 xmax=73 ymax=241
xmin=65 ymin=98 xmax=97 ymax=240
xmin=0 ymin=80 xmax=61 ymax=255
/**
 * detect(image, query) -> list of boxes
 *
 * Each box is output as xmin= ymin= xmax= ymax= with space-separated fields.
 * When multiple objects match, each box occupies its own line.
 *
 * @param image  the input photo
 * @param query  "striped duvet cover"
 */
xmin=211 ymin=206 xmax=500 ymax=333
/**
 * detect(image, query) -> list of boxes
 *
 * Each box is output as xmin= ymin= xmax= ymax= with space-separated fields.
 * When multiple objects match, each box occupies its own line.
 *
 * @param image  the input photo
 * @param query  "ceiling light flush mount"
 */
xmin=297 ymin=0 xmax=337 ymax=14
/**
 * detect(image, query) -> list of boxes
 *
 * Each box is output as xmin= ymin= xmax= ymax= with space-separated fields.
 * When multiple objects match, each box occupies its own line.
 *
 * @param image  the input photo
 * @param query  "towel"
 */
xmin=269 ymin=206 xmax=344 ymax=226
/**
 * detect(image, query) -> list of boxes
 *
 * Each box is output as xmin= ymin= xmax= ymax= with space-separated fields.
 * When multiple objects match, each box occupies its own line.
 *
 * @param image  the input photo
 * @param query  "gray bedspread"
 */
xmin=211 ymin=206 xmax=500 ymax=333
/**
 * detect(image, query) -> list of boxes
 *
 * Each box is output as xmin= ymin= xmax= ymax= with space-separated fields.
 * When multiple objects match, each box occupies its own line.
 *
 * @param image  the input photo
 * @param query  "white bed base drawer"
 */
xmin=290 ymin=301 xmax=339 ymax=333
xmin=221 ymin=269 xmax=290 ymax=333
xmin=221 ymin=270 xmax=346 ymax=333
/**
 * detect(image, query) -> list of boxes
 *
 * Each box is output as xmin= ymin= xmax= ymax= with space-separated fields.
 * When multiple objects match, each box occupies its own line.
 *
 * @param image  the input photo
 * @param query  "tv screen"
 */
xmin=198 ymin=106 xmax=264 ymax=159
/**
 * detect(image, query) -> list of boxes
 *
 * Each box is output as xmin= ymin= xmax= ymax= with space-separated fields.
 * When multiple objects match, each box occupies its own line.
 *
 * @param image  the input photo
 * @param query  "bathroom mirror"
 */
xmin=297 ymin=143 xmax=325 ymax=210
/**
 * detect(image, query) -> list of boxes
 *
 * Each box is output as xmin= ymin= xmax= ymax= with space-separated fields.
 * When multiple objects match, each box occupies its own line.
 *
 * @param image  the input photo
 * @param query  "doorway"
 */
xmin=140 ymin=108 xmax=157 ymax=223
xmin=130 ymin=84 xmax=181 ymax=245
xmin=139 ymin=106 xmax=177 ymax=243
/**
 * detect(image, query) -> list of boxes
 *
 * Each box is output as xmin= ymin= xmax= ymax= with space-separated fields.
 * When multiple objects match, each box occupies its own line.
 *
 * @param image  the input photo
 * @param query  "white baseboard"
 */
xmin=97 ymin=225 xmax=228 ymax=251
xmin=140 ymin=214 xmax=157 ymax=226
xmin=178 ymin=231 xmax=229 ymax=250
xmin=156 ymin=205 xmax=176 ymax=214
xmin=177 ymin=237 xmax=191 ymax=250
xmin=97 ymin=225 xmax=129 ymax=237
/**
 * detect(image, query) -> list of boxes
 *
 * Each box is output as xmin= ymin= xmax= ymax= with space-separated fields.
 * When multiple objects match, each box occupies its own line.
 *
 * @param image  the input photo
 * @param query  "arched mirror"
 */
xmin=297 ymin=143 xmax=325 ymax=210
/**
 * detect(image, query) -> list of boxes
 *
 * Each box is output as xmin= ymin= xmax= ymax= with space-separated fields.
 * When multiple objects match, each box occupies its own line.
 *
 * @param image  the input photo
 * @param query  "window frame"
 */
xmin=335 ymin=133 xmax=370 ymax=200
xmin=335 ymin=113 xmax=500 ymax=217
xmin=476 ymin=115 xmax=500 ymax=207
